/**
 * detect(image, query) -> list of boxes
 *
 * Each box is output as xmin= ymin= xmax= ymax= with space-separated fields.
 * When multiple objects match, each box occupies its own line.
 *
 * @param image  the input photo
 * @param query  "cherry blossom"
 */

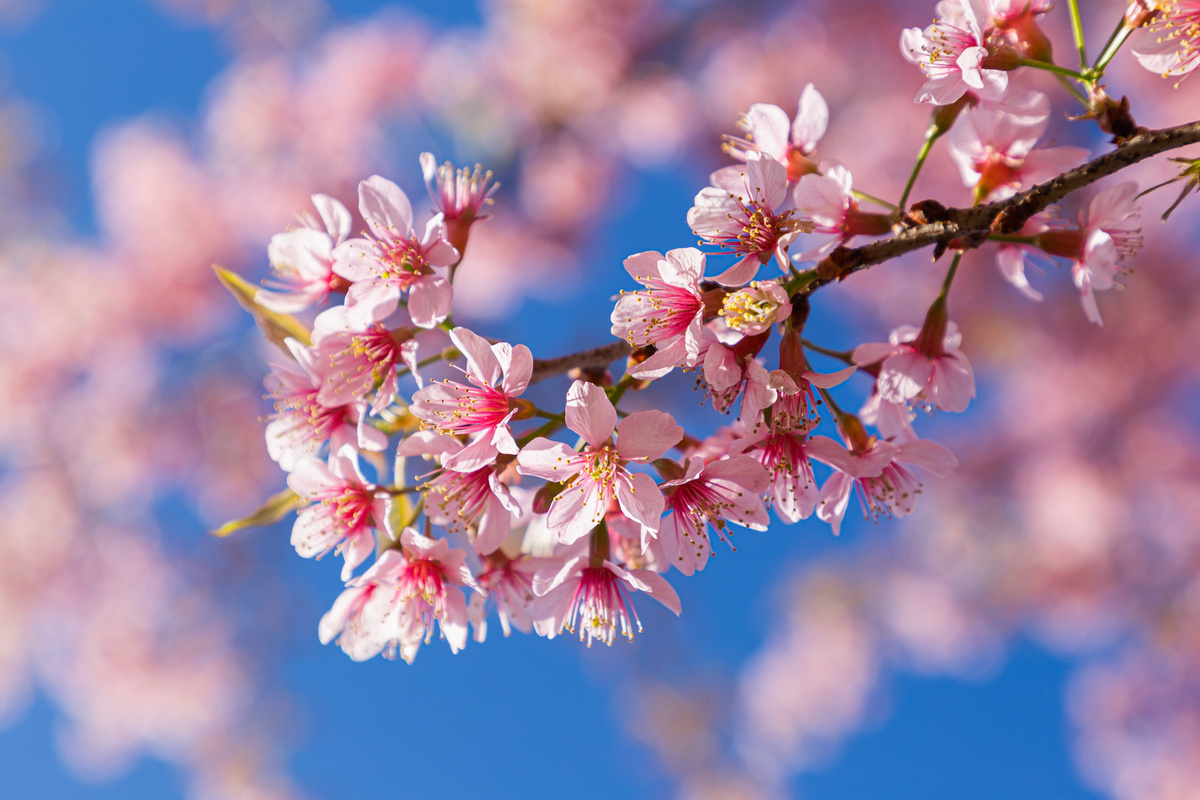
xmin=792 ymin=164 xmax=892 ymax=261
xmin=256 ymin=193 xmax=351 ymax=313
xmin=1133 ymin=1 xmax=1200 ymax=80
xmin=311 ymin=305 xmax=419 ymax=414
xmin=516 ymin=380 xmax=683 ymax=545
xmin=720 ymin=280 xmax=792 ymax=336
xmin=900 ymin=0 xmax=1010 ymax=105
xmin=610 ymin=248 xmax=709 ymax=379
xmin=721 ymin=84 xmax=829 ymax=180
xmin=287 ymin=446 xmax=393 ymax=580
xmin=420 ymin=152 xmax=499 ymax=254
xmin=852 ymin=319 xmax=976 ymax=413
xmin=332 ymin=175 xmax=459 ymax=329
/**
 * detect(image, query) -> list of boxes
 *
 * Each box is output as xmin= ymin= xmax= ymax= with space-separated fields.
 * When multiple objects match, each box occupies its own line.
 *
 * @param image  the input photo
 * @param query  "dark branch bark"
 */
xmin=530 ymin=340 xmax=632 ymax=385
xmin=807 ymin=120 xmax=1200 ymax=291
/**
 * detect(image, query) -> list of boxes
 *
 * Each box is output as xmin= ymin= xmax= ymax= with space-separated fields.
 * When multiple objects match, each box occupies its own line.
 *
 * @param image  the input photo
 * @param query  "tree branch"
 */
xmin=529 ymin=340 xmax=632 ymax=385
xmin=807 ymin=120 xmax=1200 ymax=291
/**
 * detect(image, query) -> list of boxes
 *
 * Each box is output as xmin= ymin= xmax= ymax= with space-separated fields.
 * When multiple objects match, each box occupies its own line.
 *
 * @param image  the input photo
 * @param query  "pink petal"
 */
xmin=407 ymin=275 xmax=453 ymax=329
xmin=358 ymin=175 xmax=413 ymax=241
xmin=515 ymin=438 xmax=577 ymax=482
xmin=897 ymin=439 xmax=958 ymax=477
xmin=792 ymin=83 xmax=828 ymax=154
xmin=615 ymin=471 xmax=666 ymax=534
xmin=616 ymin=411 xmax=684 ymax=462
xmin=565 ymin=380 xmax=618 ymax=447
xmin=451 ymin=327 xmax=501 ymax=386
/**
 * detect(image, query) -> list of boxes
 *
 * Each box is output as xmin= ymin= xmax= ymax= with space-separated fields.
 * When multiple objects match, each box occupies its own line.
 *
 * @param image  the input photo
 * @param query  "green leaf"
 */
xmin=213 ymin=265 xmax=312 ymax=353
xmin=210 ymin=487 xmax=305 ymax=537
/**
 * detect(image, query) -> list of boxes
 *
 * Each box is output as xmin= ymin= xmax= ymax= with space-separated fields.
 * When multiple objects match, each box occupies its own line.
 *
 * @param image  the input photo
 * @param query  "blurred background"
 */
xmin=1 ymin=0 xmax=1198 ymax=798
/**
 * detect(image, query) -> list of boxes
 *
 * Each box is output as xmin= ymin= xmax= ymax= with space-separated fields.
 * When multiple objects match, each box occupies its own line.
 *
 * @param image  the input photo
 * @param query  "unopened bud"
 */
xmin=981 ymin=44 xmax=1021 ymax=71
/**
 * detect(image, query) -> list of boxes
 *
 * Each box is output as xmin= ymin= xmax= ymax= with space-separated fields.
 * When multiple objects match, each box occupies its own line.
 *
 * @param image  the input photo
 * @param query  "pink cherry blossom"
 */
xmin=730 ymin=393 xmax=823 ymax=525
xmin=263 ymin=338 xmax=386 ymax=472
xmin=311 ymin=305 xmax=419 ymax=415
xmin=516 ymin=380 xmax=683 ymax=545
xmin=720 ymin=280 xmax=792 ymax=336
xmin=807 ymin=435 xmax=958 ymax=535
xmin=900 ymin=0 xmax=1009 ymax=105
xmin=256 ymin=193 xmax=352 ymax=313
xmin=1133 ymin=1 xmax=1200 ymax=80
xmin=610 ymin=248 xmax=708 ymax=379
xmin=1034 ymin=181 xmax=1143 ymax=325
xmin=792 ymin=164 xmax=892 ymax=261
xmin=287 ymin=446 xmax=393 ymax=580
xmin=657 ymin=455 xmax=770 ymax=576
xmin=420 ymin=152 xmax=499 ymax=254
xmin=852 ymin=321 xmax=976 ymax=413
xmin=534 ymin=556 xmax=682 ymax=646
xmin=469 ymin=550 xmax=555 ymax=641
xmin=332 ymin=174 xmax=459 ymax=329
xmin=947 ymin=92 xmax=1090 ymax=202
xmin=687 ymin=152 xmax=807 ymax=284
xmin=410 ymin=326 xmax=533 ymax=472
xmin=722 ymin=84 xmax=829 ymax=180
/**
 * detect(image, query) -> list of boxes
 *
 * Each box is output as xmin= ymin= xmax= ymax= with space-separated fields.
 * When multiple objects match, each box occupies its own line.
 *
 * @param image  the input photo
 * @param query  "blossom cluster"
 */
xmin=227 ymin=0 xmax=1199 ymax=667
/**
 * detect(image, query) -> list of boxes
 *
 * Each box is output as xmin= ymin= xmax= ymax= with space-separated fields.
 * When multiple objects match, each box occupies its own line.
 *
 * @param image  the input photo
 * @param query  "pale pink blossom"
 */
xmin=688 ymin=152 xmax=807 ymax=284
xmin=792 ymin=164 xmax=892 ymax=261
xmin=410 ymin=326 xmax=533 ymax=472
xmin=534 ymin=556 xmax=682 ymax=646
xmin=257 ymin=193 xmax=352 ymax=313
xmin=859 ymin=391 xmax=918 ymax=444
xmin=657 ymin=455 xmax=770 ymax=576
xmin=900 ymin=0 xmax=1009 ymax=105
xmin=722 ymin=84 xmax=829 ymax=180
xmin=610 ymin=248 xmax=708 ymax=379
xmin=1034 ymin=181 xmax=1143 ymax=325
xmin=808 ymin=435 xmax=958 ymax=535
xmin=263 ymin=339 xmax=386 ymax=471
xmin=332 ymin=175 xmax=459 ymax=329
xmin=420 ymin=152 xmax=499 ymax=254
xmin=730 ymin=407 xmax=820 ymax=524
xmin=1133 ymin=1 xmax=1200 ymax=79
xmin=516 ymin=380 xmax=683 ymax=545
xmin=311 ymin=305 xmax=419 ymax=414
xmin=947 ymin=92 xmax=1089 ymax=202
xmin=720 ymin=280 xmax=792 ymax=336
xmin=853 ymin=321 xmax=976 ymax=413
xmin=287 ymin=446 xmax=393 ymax=580
xmin=469 ymin=551 xmax=555 ymax=641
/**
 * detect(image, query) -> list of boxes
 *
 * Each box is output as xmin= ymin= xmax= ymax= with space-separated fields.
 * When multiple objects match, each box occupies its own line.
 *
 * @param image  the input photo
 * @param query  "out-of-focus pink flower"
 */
xmin=900 ymin=0 xmax=1009 ymax=105
xmin=1133 ymin=1 xmax=1200 ymax=80
xmin=657 ymin=455 xmax=770 ymax=576
xmin=287 ymin=446 xmax=393 ymax=580
xmin=611 ymin=248 xmax=708 ymax=380
xmin=256 ymin=193 xmax=351 ymax=313
xmin=947 ymin=92 xmax=1089 ymax=202
xmin=688 ymin=152 xmax=807 ymax=284
xmin=722 ymin=84 xmax=829 ymax=180
xmin=534 ymin=556 xmax=681 ymax=646
xmin=516 ymin=380 xmax=683 ymax=544
xmin=410 ymin=326 xmax=532 ymax=472
xmin=332 ymin=175 xmax=459 ymax=329
xmin=853 ymin=321 xmax=976 ymax=413
xmin=1035 ymin=181 xmax=1143 ymax=325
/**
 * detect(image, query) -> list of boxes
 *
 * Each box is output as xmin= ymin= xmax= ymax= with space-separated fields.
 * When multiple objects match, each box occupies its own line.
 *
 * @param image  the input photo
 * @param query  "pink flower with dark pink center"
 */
xmin=534 ymin=557 xmax=682 ymax=646
xmin=257 ymin=193 xmax=352 ymax=313
xmin=1134 ymin=1 xmax=1200 ymax=80
xmin=853 ymin=320 xmax=976 ymax=413
xmin=332 ymin=175 xmax=459 ymax=329
xmin=469 ymin=551 xmax=555 ymax=641
xmin=287 ymin=446 xmax=393 ymax=580
xmin=901 ymin=0 xmax=1009 ymax=105
xmin=410 ymin=327 xmax=533 ymax=472
xmin=808 ymin=434 xmax=958 ymax=535
xmin=264 ymin=339 xmax=387 ymax=471
xmin=688 ymin=152 xmax=808 ymax=284
xmin=516 ymin=380 xmax=683 ymax=545
xmin=657 ymin=456 xmax=770 ymax=576
xmin=611 ymin=248 xmax=707 ymax=379
xmin=311 ymin=305 xmax=419 ymax=415
xmin=722 ymin=84 xmax=829 ymax=181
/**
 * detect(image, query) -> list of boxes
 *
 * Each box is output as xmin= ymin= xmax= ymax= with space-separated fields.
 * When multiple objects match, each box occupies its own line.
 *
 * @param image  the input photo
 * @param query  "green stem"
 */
xmin=607 ymin=375 xmax=635 ymax=408
xmin=852 ymin=188 xmax=898 ymax=211
xmin=940 ymin=251 xmax=964 ymax=297
xmin=1067 ymin=0 xmax=1088 ymax=69
xmin=801 ymin=338 xmax=855 ymax=363
xmin=1018 ymin=58 xmax=1089 ymax=80
xmin=395 ymin=352 xmax=447 ymax=379
xmin=534 ymin=407 xmax=566 ymax=422
xmin=517 ymin=418 xmax=562 ymax=447
xmin=898 ymin=128 xmax=940 ymax=211
xmin=1092 ymin=17 xmax=1131 ymax=75
xmin=1055 ymin=73 xmax=1090 ymax=107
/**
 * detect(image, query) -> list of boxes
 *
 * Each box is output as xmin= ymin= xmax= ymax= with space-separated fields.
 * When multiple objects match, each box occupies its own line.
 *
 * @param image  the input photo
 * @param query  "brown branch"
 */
xmin=529 ymin=340 xmax=632 ymax=385
xmin=808 ymin=119 xmax=1200 ymax=291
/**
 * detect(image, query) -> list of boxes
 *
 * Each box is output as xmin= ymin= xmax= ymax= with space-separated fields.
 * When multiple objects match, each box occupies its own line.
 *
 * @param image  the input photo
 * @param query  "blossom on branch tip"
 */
xmin=792 ymin=164 xmax=891 ymax=262
xmin=610 ymin=248 xmax=708 ymax=379
xmin=721 ymin=84 xmax=829 ymax=180
xmin=901 ymin=0 xmax=1010 ymax=105
xmin=257 ymin=193 xmax=351 ymax=313
xmin=420 ymin=152 xmax=499 ymax=254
